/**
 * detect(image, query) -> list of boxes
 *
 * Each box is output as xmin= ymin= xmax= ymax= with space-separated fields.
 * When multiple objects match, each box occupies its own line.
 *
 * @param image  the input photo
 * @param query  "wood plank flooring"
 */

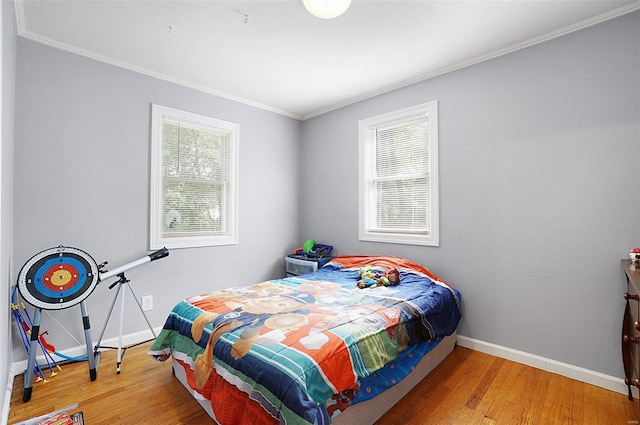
xmin=8 ymin=342 xmax=639 ymax=424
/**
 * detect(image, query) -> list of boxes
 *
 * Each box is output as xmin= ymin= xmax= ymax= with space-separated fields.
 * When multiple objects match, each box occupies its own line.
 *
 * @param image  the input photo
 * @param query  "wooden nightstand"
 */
xmin=622 ymin=259 xmax=640 ymax=403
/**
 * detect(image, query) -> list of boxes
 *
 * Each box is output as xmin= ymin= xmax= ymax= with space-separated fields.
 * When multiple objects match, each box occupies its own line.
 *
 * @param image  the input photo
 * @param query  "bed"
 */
xmin=148 ymin=255 xmax=462 ymax=424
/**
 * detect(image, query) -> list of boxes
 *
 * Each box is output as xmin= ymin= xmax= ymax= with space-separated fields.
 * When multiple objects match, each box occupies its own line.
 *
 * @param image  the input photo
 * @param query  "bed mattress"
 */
xmin=149 ymin=255 xmax=461 ymax=424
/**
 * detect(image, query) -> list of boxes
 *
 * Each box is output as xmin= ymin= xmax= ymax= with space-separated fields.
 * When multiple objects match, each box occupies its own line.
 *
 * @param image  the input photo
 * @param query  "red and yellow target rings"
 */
xmin=42 ymin=263 xmax=79 ymax=292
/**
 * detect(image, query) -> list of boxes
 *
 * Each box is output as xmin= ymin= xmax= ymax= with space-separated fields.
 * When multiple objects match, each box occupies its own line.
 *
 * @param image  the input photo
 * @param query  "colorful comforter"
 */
xmin=148 ymin=255 xmax=461 ymax=425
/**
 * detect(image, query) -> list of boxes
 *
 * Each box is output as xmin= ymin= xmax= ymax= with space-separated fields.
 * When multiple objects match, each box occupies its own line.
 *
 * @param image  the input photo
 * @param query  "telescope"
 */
xmin=100 ymin=247 xmax=169 ymax=281
xmin=94 ymin=247 xmax=170 ymax=374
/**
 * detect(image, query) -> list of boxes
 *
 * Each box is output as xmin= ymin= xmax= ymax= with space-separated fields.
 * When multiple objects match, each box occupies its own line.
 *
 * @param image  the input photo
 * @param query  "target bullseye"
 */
xmin=17 ymin=246 xmax=99 ymax=310
xmin=42 ymin=262 xmax=80 ymax=293
xmin=49 ymin=267 xmax=74 ymax=286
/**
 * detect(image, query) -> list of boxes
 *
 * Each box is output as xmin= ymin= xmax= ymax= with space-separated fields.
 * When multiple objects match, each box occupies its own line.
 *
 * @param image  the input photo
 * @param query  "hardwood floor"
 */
xmin=8 ymin=342 xmax=639 ymax=425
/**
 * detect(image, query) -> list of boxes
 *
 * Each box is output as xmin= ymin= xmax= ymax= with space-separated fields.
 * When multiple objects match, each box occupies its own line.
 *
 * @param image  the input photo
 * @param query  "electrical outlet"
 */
xmin=141 ymin=295 xmax=153 ymax=311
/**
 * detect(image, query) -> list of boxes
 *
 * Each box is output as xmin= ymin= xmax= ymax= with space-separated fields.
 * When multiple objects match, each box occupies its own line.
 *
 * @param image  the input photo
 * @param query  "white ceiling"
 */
xmin=15 ymin=0 xmax=640 ymax=120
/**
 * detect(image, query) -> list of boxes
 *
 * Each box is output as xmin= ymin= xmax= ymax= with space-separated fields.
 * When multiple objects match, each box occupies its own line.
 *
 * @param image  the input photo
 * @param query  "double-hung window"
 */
xmin=150 ymin=104 xmax=239 ymax=249
xmin=358 ymin=101 xmax=439 ymax=246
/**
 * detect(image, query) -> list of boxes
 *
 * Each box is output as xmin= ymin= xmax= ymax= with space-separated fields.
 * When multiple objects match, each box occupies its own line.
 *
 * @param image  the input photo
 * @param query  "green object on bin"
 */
xmin=303 ymin=239 xmax=316 ymax=253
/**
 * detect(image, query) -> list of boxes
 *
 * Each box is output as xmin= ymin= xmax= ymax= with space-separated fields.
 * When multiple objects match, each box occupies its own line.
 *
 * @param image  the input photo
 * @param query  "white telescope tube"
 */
xmin=99 ymin=248 xmax=168 ymax=281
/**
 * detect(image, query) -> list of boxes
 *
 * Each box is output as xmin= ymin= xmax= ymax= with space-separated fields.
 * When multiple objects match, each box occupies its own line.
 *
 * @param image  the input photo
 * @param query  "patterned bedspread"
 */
xmin=148 ymin=255 xmax=461 ymax=425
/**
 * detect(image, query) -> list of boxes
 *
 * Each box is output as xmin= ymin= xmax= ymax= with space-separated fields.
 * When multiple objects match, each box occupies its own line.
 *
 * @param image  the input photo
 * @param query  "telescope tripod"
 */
xmin=93 ymin=272 xmax=157 ymax=374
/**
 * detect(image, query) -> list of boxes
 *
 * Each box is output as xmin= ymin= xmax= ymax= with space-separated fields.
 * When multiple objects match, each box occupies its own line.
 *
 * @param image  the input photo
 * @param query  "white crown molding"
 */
xmin=13 ymin=0 xmax=25 ymax=35
xmin=301 ymin=0 xmax=640 ymax=120
xmin=19 ymin=29 xmax=304 ymax=121
xmin=13 ymin=0 xmax=640 ymax=121
xmin=12 ymin=0 xmax=303 ymax=121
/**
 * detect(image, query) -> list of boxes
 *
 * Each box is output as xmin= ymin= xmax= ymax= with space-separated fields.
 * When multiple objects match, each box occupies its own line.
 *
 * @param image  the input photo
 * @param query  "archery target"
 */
xmin=17 ymin=246 xmax=99 ymax=310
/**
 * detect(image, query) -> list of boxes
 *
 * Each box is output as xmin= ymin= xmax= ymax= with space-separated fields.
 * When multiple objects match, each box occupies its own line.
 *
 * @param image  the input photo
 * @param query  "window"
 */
xmin=358 ymin=101 xmax=439 ymax=246
xmin=150 ymin=104 xmax=239 ymax=249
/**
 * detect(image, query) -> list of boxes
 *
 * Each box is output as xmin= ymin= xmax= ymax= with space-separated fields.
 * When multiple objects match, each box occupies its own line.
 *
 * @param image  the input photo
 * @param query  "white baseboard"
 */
xmin=10 ymin=327 xmax=162 ymax=377
xmin=3 ymin=365 xmax=16 ymax=425
xmin=6 ymin=330 xmax=634 ymax=423
xmin=457 ymin=335 xmax=636 ymax=398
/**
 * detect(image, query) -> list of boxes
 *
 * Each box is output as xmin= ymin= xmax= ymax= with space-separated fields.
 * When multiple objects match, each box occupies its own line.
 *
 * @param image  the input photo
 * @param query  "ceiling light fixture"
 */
xmin=303 ymin=0 xmax=351 ymax=19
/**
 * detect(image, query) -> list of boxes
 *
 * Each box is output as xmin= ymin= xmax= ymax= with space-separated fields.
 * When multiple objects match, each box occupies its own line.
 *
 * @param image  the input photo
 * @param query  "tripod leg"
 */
xmin=116 ymin=282 xmax=126 ymax=374
xmin=127 ymin=282 xmax=157 ymax=339
xmin=80 ymin=301 xmax=97 ymax=381
xmin=94 ymin=282 xmax=122 ymax=354
xmin=23 ymin=308 xmax=42 ymax=402
xmin=94 ymin=275 xmax=158 ymax=374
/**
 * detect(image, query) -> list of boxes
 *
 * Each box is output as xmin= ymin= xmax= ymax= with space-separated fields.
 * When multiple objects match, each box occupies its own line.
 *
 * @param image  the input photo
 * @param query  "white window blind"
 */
xmin=359 ymin=101 xmax=438 ymax=246
xmin=150 ymin=105 xmax=239 ymax=249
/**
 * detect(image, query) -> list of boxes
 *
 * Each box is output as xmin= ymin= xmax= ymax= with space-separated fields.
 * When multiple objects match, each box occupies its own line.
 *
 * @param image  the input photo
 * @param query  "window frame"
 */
xmin=149 ymin=104 xmax=239 ymax=249
xmin=358 ymin=100 xmax=439 ymax=246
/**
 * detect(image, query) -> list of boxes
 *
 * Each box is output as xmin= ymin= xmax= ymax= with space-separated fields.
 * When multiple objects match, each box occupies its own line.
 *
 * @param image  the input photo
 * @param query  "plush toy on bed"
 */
xmin=357 ymin=266 xmax=377 ymax=288
xmin=357 ymin=266 xmax=400 ymax=288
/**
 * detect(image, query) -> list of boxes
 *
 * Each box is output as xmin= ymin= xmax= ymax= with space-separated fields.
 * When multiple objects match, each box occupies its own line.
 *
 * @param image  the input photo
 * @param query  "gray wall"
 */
xmin=2 ymin=0 xmax=17 ymax=416
xmin=8 ymin=4 xmax=639 ymax=386
xmin=12 ymin=38 xmax=302 ymax=362
xmin=301 ymin=11 xmax=640 ymax=378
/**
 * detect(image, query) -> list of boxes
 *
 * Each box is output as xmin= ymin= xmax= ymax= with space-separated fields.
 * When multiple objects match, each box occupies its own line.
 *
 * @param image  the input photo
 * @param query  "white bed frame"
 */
xmin=171 ymin=332 xmax=457 ymax=424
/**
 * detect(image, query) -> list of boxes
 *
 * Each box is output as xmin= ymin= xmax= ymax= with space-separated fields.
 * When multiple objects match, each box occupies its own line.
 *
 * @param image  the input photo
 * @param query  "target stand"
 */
xmin=17 ymin=245 xmax=100 ymax=402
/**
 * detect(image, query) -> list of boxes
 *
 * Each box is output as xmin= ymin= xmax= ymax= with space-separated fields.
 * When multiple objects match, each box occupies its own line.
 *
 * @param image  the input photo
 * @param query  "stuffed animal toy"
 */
xmin=357 ymin=266 xmax=400 ymax=288
xmin=378 ymin=268 xmax=400 ymax=286
xmin=357 ymin=266 xmax=378 ymax=288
